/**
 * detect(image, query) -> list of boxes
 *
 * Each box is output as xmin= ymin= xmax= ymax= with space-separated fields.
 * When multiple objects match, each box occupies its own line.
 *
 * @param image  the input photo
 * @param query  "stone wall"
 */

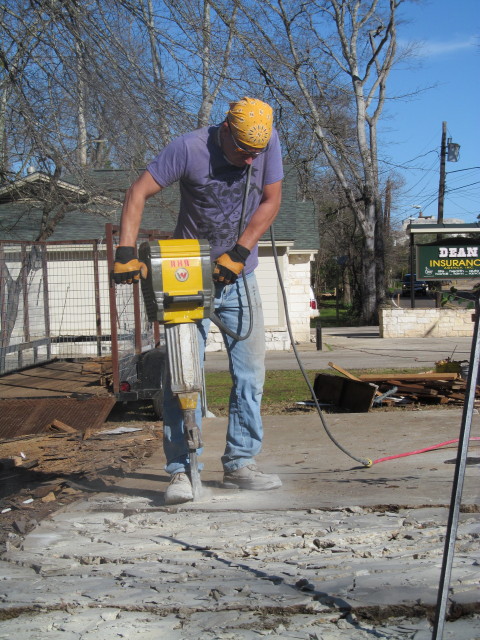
xmin=284 ymin=253 xmax=314 ymax=344
xmin=380 ymin=307 xmax=474 ymax=338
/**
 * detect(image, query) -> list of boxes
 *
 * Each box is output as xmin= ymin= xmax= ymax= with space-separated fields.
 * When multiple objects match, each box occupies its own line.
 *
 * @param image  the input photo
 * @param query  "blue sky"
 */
xmin=379 ymin=0 xmax=479 ymax=225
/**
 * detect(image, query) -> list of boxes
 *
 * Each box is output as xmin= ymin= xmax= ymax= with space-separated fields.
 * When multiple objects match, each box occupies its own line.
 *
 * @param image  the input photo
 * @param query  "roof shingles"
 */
xmin=0 ymin=167 xmax=318 ymax=251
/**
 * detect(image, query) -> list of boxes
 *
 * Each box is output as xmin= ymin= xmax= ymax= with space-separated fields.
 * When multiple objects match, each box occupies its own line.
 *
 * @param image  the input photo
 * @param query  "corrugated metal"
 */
xmin=0 ymin=396 xmax=116 ymax=439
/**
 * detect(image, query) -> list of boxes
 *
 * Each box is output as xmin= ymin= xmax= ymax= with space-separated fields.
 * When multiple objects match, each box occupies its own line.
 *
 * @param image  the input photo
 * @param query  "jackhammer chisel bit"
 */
xmin=184 ymin=409 xmax=202 ymax=500
xmin=165 ymin=323 xmax=203 ymax=500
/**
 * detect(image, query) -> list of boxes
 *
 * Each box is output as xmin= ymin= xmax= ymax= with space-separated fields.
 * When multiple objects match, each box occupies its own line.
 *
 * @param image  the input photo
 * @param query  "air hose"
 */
xmin=270 ymin=224 xmax=373 ymax=468
xmin=211 ymin=180 xmax=474 ymax=468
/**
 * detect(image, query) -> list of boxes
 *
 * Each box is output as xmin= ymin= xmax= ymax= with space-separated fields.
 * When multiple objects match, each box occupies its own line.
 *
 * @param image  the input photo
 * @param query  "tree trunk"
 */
xmin=0 ymin=248 xmax=42 ymax=365
xmin=144 ymin=0 xmax=170 ymax=145
xmin=0 ymin=86 xmax=9 ymax=180
xmin=360 ymin=202 xmax=378 ymax=324
xmin=374 ymin=194 xmax=386 ymax=311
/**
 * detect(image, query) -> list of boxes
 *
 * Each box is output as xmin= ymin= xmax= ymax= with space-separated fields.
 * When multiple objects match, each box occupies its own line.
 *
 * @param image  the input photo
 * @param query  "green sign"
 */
xmin=416 ymin=244 xmax=480 ymax=279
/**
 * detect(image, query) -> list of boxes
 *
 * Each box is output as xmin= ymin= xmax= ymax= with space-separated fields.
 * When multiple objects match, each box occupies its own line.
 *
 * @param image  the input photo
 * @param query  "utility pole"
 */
xmin=435 ymin=122 xmax=448 ymax=308
xmin=437 ymin=121 xmax=447 ymax=225
xmin=435 ymin=122 xmax=461 ymax=307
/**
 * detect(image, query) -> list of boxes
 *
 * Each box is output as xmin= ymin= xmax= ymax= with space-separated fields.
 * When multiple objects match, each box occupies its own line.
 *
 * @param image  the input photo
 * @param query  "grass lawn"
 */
xmin=315 ymin=298 xmax=354 ymax=328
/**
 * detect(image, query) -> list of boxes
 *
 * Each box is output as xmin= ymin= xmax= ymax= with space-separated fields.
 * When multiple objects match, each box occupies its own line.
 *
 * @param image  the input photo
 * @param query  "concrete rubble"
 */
xmin=1 ymin=409 xmax=479 ymax=639
xmin=0 ymin=499 xmax=479 ymax=638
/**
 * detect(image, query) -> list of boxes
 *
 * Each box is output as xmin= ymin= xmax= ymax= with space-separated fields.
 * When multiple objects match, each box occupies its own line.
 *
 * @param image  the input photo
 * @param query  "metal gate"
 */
xmin=0 ymin=224 xmax=170 ymax=405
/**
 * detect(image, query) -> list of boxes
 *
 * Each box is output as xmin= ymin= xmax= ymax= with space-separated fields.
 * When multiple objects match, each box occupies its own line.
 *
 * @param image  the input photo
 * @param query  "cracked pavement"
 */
xmin=1 ymin=410 xmax=479 ymax=639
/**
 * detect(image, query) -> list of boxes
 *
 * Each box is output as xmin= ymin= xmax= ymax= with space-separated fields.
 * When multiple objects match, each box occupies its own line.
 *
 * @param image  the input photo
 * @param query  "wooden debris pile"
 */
xmin=318 ymin=362 xmax=480 ymax=410
xmin=0 ymin=422 xmax=162 ymax=547
xmin=357 ymin=372 xmax=478 ymax=407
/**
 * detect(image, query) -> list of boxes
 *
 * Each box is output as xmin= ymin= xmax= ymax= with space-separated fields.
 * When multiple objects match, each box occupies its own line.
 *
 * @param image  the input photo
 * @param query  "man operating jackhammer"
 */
xmin=112 ymin=97 xmax=284 ymax=505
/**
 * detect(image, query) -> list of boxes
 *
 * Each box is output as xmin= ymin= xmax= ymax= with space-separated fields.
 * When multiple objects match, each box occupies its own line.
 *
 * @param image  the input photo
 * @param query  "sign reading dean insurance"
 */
xmin=416 ymin=244 xmax=480 ymax=279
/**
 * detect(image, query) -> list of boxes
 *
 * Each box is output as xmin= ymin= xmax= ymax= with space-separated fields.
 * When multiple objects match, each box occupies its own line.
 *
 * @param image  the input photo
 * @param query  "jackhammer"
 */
xmin=139 ymin=238 xmax=215 ymax=500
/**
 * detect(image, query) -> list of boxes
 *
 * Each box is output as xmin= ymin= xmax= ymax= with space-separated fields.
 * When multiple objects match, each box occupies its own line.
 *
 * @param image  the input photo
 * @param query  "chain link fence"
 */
xmin=1 ymin=239 xmax=110 ymax=375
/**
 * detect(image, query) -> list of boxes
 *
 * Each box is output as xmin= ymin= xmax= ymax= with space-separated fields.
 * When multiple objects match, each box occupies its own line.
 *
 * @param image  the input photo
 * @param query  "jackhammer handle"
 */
xmin=164 ymin=294 xmax=204 ymax=306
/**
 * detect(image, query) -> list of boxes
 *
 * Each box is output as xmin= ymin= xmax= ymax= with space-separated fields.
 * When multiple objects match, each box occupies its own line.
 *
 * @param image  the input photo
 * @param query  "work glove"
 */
xmin=111 ymin=246 xmax=147 ymax=284
xmin=213 ymin=243 xmax=250 ymax=285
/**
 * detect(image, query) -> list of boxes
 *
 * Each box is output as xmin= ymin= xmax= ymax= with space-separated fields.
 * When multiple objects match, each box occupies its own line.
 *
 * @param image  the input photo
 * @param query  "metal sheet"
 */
xmin=0 ymin=396 xmax=116 ymax=439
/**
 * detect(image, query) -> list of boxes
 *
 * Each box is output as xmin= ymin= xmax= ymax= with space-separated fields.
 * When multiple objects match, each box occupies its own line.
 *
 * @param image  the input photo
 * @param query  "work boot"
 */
xmin=164 ymin=472 xmax=193 ymax=505
xmin=223 ymin=464 xmax=282 ymax=491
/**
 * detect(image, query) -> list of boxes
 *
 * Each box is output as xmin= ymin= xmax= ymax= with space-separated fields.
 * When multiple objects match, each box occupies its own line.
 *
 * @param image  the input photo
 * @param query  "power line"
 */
xmin=447 ymin=166 xmax=480 ymax=174
xmin=446 ymin=180 xmax=480 ymax=193
xmin=381 ymin=150 xmax=438 ymax=171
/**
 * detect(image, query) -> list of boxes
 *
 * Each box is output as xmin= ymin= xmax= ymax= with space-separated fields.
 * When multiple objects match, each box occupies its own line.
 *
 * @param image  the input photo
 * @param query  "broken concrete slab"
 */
xmin=0 ymin=410 xmax=479 ymax=639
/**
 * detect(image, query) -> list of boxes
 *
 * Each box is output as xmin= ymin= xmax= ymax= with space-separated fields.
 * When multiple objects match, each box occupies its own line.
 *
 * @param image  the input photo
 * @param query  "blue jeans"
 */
xmin=162 ymin=271 xmax=265 ymax=475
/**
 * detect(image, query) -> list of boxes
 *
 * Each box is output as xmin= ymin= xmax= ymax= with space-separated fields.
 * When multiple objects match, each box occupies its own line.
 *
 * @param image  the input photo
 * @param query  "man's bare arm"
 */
xmin=119 ymin=171 xmax=163 ymax=246
xmin=237 ymin=180 xmax=282 ymax=250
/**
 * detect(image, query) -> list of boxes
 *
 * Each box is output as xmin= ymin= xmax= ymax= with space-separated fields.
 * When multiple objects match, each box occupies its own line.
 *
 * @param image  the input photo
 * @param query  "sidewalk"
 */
xmin=206 ymin=326 xmax=475 ymax=371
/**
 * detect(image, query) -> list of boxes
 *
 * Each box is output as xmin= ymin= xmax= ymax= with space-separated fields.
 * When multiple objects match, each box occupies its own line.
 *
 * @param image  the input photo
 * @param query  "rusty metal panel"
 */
xmin=0 ymin=396 xmax=116 ymax=439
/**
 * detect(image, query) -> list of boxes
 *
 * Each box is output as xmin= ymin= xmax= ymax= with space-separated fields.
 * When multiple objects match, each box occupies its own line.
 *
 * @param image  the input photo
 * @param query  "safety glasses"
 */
xmin=227 ymin=123 xmax=267 ymax=157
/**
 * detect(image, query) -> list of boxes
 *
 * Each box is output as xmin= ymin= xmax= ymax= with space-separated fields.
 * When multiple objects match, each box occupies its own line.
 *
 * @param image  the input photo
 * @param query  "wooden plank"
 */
xmin=447 ymin=392 xmax=468 ymax=401
xmin=328 ymin=361 xmax=381 ymax=397
xmin=328 ymin=361 xmax=363 ymax=381
xmin=48 ymin=419 xmax=78 ymax=433
xmin=425 ymin=380 xmax=456 ymax=389
xmin=359 ymin=373 xmax=460 ymax=382
xmin=385 ymin=382 xmax=439 ymax=395
xmin=381 ymin=398 xmax=396 ymax=406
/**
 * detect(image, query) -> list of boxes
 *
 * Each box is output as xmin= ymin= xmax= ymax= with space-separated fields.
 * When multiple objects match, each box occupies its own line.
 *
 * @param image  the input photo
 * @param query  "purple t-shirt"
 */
xmin=146 ymin=125 xmax=283 ymax=274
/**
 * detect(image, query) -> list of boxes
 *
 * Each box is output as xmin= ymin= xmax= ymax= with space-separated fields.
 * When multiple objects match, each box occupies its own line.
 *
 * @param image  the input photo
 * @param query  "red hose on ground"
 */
xmin=372 ymin=437 xmax=480 ymax=465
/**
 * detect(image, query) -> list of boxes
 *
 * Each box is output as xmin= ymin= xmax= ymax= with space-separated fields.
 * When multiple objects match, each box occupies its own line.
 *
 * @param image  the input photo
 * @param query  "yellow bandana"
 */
xmin=227 ymin=97 xmax=273 ymax=149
